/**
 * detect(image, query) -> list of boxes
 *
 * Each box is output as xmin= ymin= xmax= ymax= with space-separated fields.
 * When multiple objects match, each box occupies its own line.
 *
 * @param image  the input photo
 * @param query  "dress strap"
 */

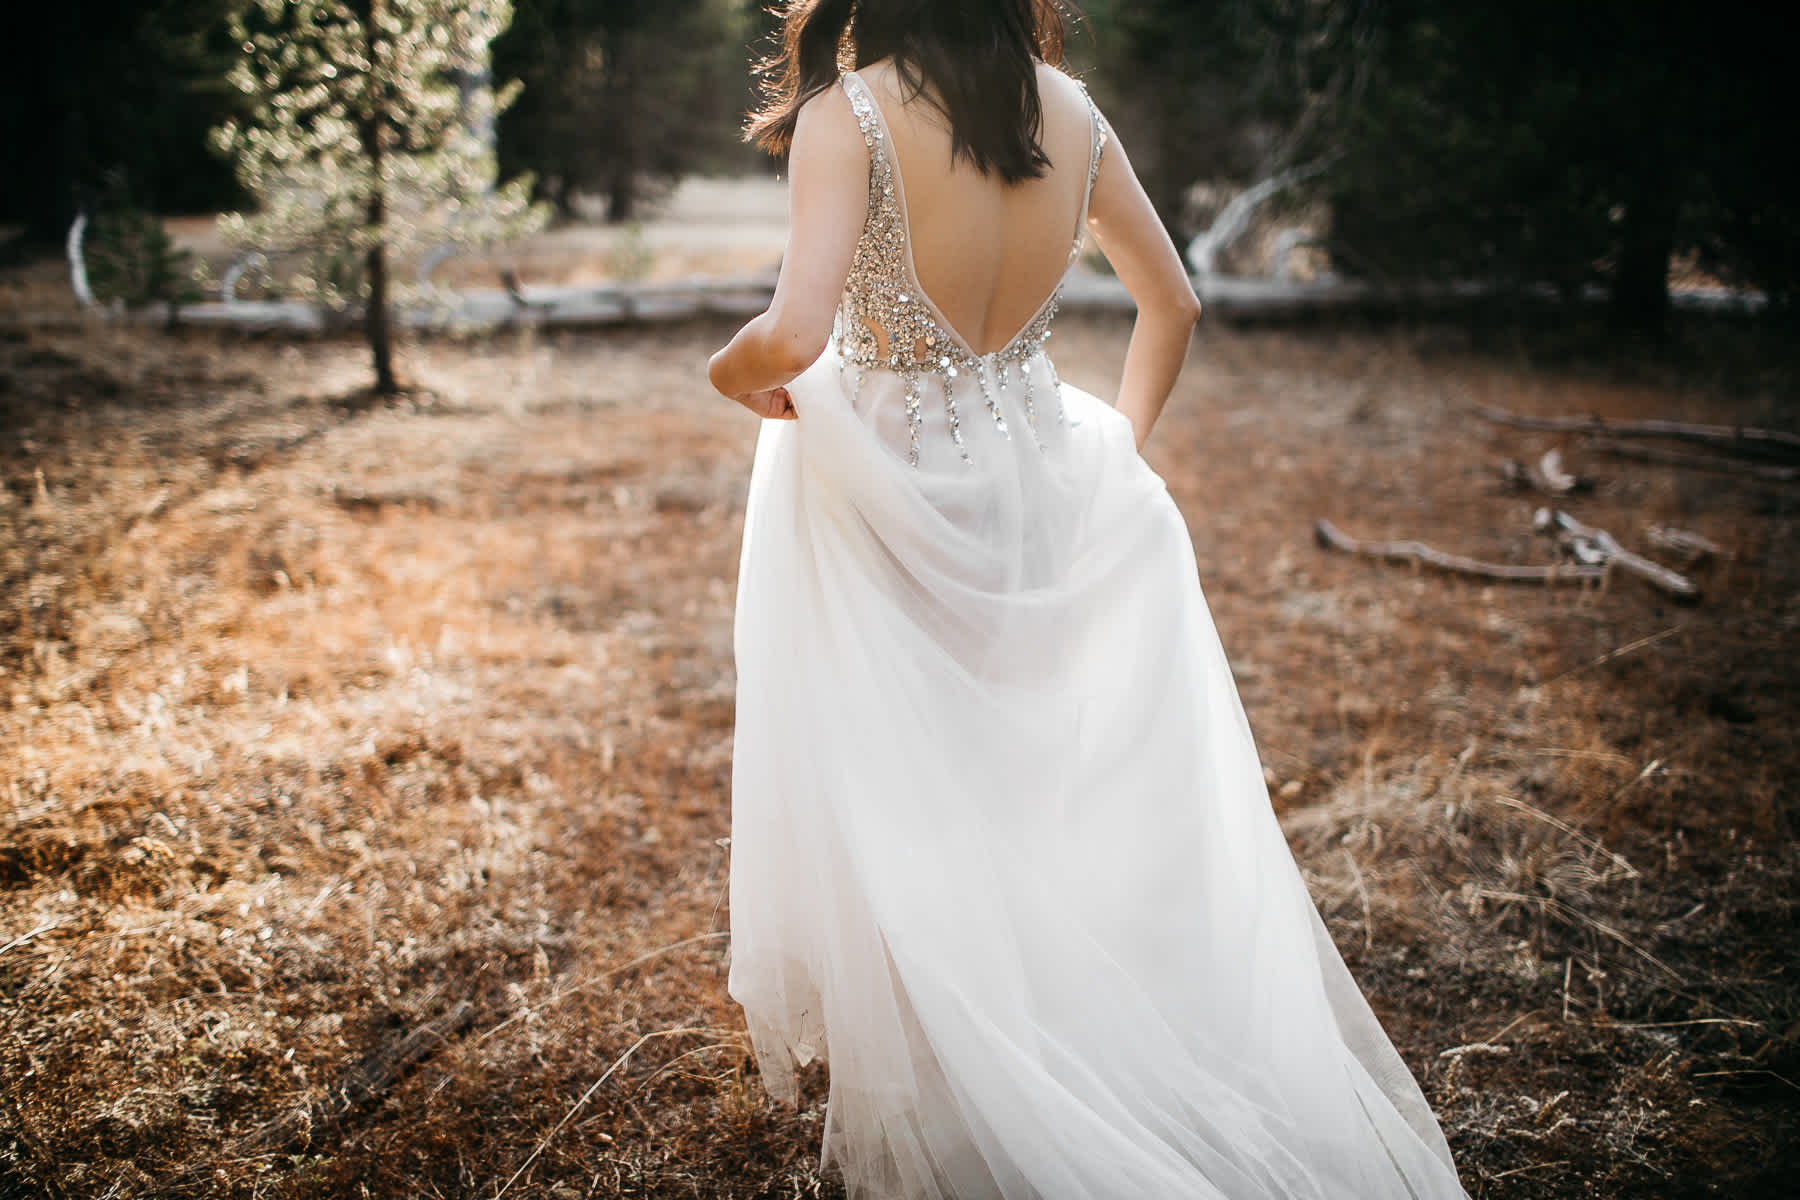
xmin=840 ymin=72 xmax=885 ymax=156
xmin=1071 ymin=80 xmax=1110 ymax=259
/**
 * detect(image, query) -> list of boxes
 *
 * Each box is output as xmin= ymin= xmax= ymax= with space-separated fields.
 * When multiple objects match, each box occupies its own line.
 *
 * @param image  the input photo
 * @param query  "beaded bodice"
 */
xmin=835 ymin=72 xmax=1107 ymax=466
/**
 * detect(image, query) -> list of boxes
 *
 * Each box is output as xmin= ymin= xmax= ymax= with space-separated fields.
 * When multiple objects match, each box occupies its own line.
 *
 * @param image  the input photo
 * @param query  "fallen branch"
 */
xmin=1644 ymin=525 xmax=1727 ymax=565
xmin=237 ymin=1000 xmax=475 ymax=1157
xmin=1314 ymin=519 xmax=1606 ymax=585
xmin=1533 ymin=509 xmax=1700 ymax=601
xmin=1476 ymin=405 xmax=1800 ymax=462
xmin=1584 ymin=436 xmax=1800 ymax=482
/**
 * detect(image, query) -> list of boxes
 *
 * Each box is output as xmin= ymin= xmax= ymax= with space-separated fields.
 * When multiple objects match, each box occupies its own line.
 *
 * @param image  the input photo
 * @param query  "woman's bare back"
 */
xmin=858 ymin=61 xmax=1097 ymax=356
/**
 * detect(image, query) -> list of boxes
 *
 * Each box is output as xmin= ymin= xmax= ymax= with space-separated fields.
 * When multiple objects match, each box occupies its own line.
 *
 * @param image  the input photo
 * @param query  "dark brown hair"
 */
xmin=747 ymin=0 xmax=1073 ymax=184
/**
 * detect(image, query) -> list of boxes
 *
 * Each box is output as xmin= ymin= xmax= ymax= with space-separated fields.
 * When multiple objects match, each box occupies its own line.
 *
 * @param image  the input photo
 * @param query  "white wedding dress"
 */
xmin=728 ymin=72 xmax=1470 ymax=1199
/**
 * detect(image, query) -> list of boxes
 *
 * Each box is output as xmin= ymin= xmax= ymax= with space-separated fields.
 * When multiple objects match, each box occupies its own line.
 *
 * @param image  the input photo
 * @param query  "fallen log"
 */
xmin=1583 ymin=436 xmax=1800 ymax=482
xmin=1314 ymin=519 xmax=1606 ymax=586
xmin=1476 ymin=405 xmax=1800 ymax=462
xmin=1533 ymin=509 xmax=1701 ymax=601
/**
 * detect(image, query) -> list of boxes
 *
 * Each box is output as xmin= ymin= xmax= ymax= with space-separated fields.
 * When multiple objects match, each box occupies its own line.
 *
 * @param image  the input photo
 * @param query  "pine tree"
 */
xmin=495 ymin=0 xmax=750 ymax=222
xmin=213 ymin=0 xmax=545 ymax=393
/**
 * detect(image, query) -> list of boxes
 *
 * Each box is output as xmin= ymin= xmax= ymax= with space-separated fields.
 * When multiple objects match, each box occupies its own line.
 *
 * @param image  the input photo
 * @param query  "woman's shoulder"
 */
xmin=792 ymin=76 xmax=869 ymax=153
xmin=1033 ymin=62 xmax=1098 ymax=114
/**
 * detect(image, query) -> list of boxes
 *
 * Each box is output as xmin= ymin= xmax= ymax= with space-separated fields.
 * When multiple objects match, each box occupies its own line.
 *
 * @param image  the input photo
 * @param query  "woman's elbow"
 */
xmin=1136 ymin=280 xmax=1202 ymax=328
xmin=773 ymin=332 xmax=829 ymax=376
xmin=1166 ymin=286 xmax=1204 ymax=327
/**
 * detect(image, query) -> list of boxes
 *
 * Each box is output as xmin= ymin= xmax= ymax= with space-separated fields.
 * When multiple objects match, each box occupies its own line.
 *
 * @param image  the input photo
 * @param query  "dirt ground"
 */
xmin=0 ymin=286 xmax=1796 ymax=1197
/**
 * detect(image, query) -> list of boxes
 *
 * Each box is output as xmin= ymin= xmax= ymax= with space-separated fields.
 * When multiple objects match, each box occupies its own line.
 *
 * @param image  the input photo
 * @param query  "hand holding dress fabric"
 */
xmin=732 ymin=386 xmax=797 ymax=420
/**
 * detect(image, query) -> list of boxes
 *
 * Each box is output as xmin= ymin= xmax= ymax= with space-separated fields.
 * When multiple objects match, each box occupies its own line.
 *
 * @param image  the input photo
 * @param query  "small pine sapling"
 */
xmin=214 ymin=0 xmax=546 ymax=394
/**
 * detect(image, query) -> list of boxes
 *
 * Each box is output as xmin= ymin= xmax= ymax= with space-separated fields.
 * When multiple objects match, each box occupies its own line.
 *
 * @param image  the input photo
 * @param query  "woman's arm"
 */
xmin=709 ymin=84 xmax=870 ymax=417
xmin=1084 ymin=121 xmax=1203 ymax=450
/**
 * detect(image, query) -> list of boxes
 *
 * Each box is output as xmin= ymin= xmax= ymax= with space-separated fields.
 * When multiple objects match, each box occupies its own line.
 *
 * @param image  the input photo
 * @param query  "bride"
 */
xmin=708 ymin=2 xmax=1471 ymax=1196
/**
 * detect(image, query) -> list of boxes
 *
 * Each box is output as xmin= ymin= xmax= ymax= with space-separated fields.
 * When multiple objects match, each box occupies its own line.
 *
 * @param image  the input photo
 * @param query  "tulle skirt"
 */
xmin=728 ymin=345 xmax=1469 ymax=1199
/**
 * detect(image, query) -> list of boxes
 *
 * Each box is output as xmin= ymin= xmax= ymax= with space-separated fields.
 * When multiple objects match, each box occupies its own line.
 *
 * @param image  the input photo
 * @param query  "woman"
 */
xmin=708 ymin=2 xmax=1470 ymax=1197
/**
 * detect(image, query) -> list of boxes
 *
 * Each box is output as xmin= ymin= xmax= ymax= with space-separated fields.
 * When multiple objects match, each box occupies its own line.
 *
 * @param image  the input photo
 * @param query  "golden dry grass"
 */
xmin=1 ymin=306 xmax=1795 ymax=1198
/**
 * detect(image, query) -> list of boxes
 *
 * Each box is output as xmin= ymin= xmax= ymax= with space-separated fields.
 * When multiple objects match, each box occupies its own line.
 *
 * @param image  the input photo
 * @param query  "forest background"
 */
xmin=1 ymin=0 xmax=1794 ymax=327
xmin=1 ymin=3 xmax=1796 ymax=1199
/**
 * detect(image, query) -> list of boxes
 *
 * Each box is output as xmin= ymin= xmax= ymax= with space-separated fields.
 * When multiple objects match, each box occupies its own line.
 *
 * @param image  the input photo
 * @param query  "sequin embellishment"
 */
xmin=834 ymin=73 xmax=1105 ymax=466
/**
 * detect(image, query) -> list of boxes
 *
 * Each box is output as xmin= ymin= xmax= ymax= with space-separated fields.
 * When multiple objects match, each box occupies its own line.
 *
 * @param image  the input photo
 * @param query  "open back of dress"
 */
xmin=728 ymin=69 xmax=1471 ymax=1200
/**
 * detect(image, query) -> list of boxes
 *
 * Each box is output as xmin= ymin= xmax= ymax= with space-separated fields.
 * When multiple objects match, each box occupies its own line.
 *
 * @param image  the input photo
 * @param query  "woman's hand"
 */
xmin=732 ymin=386 xmax=796 ymax=420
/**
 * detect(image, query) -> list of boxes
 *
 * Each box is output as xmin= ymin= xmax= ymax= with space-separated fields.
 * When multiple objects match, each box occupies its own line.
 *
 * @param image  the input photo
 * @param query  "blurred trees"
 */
xmin=1320 ymin=1 xmax=1793 ymax=327
xmin=214 ymin=0 xmax=544 ymax=393
xmin=494 ymin=0 xmax=752 ymax=221
xmin=1088 ymin=1 xmax=1793 ymax=329
xmin=1087 ymin=0 xmax=1374 ymax=242
xmin=0 ymin=0 xmax=245 ymax=245
xmin=2 ymin=0 xmax=1790 ymax=332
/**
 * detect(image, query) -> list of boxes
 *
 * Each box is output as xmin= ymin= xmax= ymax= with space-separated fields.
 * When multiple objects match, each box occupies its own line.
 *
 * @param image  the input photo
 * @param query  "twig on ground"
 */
xmin=493 ymin=1026 xmax=713 ymax=1200
xmin=1466 ymin=889 xmax=1684 ymax=980
xmin=1485 ymin=794 xmax=1640 ymax=882
xmin=1533 ymin=509 xmax=1700 ymax=601
xmin=0 ymin=920 xmax=65 ymax=957
xmin=472 ymin=932 xmax=729 ymax=1047
xmin=1340 ymin=848 xmax=1375 ymax=954
xmin=1584 ymin=436 xmax=1800 ymax=482
xmin=1314 ymin=519 xmax=1606 ymax=585
xmin=1644 ymin=525 xmax=1729 ymax=564
xmin=1537 ymin=625 xmax=1686 ymax=689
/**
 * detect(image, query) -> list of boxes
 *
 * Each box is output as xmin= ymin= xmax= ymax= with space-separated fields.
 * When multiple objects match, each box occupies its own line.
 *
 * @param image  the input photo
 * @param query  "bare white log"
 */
xmin=1532 ymin=508 xmax=1700 ymax=601
xmin=1187 ymin=159 xmax=1332 ymax=278
xmin=67 ymin=213 xmax=95 ymax=308
xmin=1477 ymin=404 xmax=1800 ymax=461
xmin=1583 ymin=436 xmax=1800 ymax=482
xmin=1314 ymin=519 xmax=1606 ymax=586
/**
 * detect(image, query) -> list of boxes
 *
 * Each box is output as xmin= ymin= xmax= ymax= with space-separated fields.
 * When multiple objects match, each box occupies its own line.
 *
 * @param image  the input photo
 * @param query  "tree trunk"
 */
xmin=365 ymin=234 xmax=396 ymax=395
xmin=361 ymin=0 xmax=398 ymax=395
xmin=608 ymin=168 xmax=636 ymax=224
xmin=1610 ymin=164 xmax=1678 ymax=336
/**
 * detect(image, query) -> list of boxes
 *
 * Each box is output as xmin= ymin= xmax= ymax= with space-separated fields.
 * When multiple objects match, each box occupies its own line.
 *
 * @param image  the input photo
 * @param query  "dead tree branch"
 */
xmin=1644 ymin=525 xmax=1727 ymax=565
xmin=1583 ymin=436 xmax=1800 ymax=482
xmin=1476 ymin=405 xmax=1800 ymax=462
xmin=1314 ymin=519 xmax=1606 ymax=585
xmin=1533 ymin=509 xmax=1700 ymax=601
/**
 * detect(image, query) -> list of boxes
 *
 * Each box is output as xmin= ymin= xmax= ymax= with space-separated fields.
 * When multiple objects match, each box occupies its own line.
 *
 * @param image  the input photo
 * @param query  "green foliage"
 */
xmin=83 ymin=174 xmax=207 ymax=313
xmin=494 ymin=0 xmax=753 ymax=222
xmin=213 ymin=0 xmax=548 ymax=315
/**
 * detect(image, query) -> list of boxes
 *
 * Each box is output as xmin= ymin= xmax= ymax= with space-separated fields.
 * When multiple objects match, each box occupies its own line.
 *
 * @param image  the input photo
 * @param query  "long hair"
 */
xmin=747 ymin=0 xmax=1073 ymax=184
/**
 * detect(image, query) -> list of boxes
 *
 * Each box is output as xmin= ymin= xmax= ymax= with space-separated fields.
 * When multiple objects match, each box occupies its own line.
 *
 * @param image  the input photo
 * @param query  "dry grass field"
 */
xmin=1 ymin=274 xmax=1796 ymax=1196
